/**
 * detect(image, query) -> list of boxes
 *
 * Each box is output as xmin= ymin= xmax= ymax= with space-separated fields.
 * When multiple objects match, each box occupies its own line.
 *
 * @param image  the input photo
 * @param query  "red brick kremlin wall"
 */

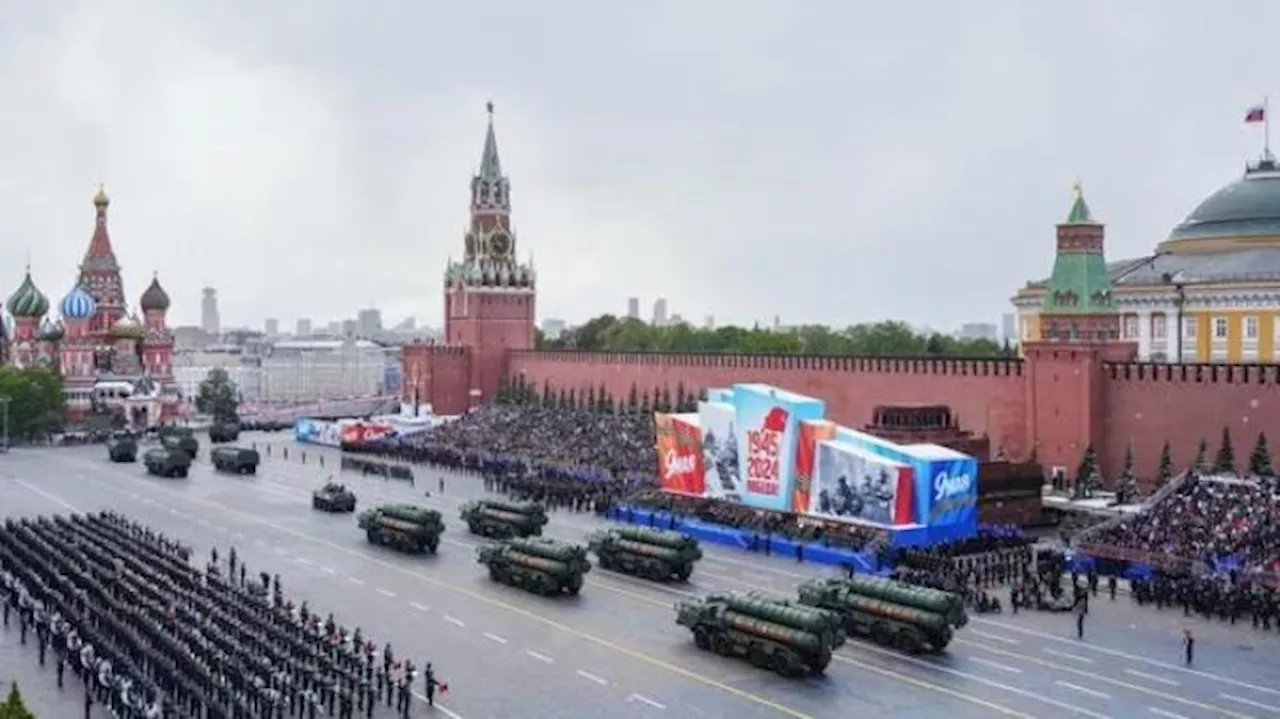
xmin=505 ymin=349 xmax=1280 ymax=485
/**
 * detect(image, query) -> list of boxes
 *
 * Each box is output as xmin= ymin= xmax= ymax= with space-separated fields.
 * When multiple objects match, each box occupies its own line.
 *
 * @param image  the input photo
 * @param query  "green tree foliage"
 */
xmin=1116 ymin=439 xmax=1139 ymax=504
xmin=1215 ymin=426 xmax=1237 ymax=475
xmin=535 ymin=315 xmax=1010 ymax=357
xmin=1073 ymin=443 xmax=1098 ymax=499
xmin=0 ymin=366 xmax=65 ymax=441
xmin=1192 ymin=438 xmax=1210 ymax=474
xmin=196 ymin=368 xmax=240 ymax=423
xmin=0 ymin=682 xmax=35 ymax=719
xmin=1249 ymin=432 xmax=1274 ymax=478
xmin=1156 ymin=440 xmax=1174 ymax=489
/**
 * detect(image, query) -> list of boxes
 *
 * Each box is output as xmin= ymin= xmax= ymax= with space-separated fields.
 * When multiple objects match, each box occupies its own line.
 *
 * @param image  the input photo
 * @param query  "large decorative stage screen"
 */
xmin=652 ymin=383 xmax=980 ymax=541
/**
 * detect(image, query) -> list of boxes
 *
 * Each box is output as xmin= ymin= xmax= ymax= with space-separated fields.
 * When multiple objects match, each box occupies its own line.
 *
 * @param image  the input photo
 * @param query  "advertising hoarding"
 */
xmin=294 ymin=418 xmax=341 ymax=447
xmin=792 ymin=420 xmax=836 ymax=513
xmin=654 ymin=413 xmax=706 ymax=496
xmin=697 ymin=401 xmax=742 ymax=502
xmin=339 ymin=420 xmax=395 ymax=445
xmin=810 ymin=440 xmax=914 ymax=525
xmin=731 ymin=384 xmax=826 ymax=512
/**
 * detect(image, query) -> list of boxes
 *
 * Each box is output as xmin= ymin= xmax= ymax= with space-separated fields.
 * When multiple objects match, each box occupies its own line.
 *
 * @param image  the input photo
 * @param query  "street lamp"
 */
xmin=1173 ymin=283 xmax=1186 ymax=362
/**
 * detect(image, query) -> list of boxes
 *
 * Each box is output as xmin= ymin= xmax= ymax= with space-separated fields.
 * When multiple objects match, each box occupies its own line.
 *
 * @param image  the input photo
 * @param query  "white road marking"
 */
xmin=526 ymin=650 xmax=553 ymax=663
xmin=576 ymin=670 xmax=608 ymax=686
xmin=168 ymin=508 xmax=178 ymax=515
xmin=409 ymin=602 xmax=430 ymax=612
xmin=1220 ymin=693 xmax=1280 ymax=713
xmin=129 ymin=492 xmax=139 ymax=499
xmin=347 ymin=577 xmax=366 ymax=586
xmin=1044 ymin=647 xmax=1094 ymax=663
xmin=376 ymin=588 xmax=396 ymax=598
xmin=14 ymin=480 xmax=80 ymax=511
xmin=968 ymin=657 xmax=1022 ymax=674
xmin=628 ymin=694 xmax=666 ymax=710
xmin=974 ymin=617 xmax=1280 ymax=697
xmin=1125 ymin=669 xmax=1180 ymax=687
xmin=444 ymin=615 xmax=466 ymax=627
xmin=1148 ymin=708 xmax=1190 ymax=719
xmin=254 ymin=539 xmax=266 ymax=546
xmin=968 ymin=629 xmax=1020 ymax=645
xmin=215 ymin=525 xmax=227 ymax=532
xmin=1056 ymin=681 xmax=1111 ymax=700
xmin=233 ymin=532 xmax=245 ymax=539
xmin=411 ymin=692 xmax=463 ymax=719
xmin=142 ymin=497 xmax=154 ymax=505
xmin=197 ymin=518 xmax=208 ymax=526
xmin=273 ymin=547 xmax=287 ymax=555
xmin=295 ymin=558 xmax=313 ymax=566
xmin=482 ymin=632 xmax=507 ymax=644
xmin=321 ymin=567 xmax=337 ymax=575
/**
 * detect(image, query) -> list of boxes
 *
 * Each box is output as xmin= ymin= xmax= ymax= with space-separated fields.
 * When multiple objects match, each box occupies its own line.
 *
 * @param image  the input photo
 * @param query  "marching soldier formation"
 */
xmin=0 ymin=511 xmax=441 ymax=718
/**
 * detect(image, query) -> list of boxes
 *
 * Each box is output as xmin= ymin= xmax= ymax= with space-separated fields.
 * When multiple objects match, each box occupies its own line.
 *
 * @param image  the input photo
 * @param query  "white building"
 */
xmin=259 ymin=338 xmax=394 ymax=403
xmin=173 ymin=347 xmax=263 ymax=406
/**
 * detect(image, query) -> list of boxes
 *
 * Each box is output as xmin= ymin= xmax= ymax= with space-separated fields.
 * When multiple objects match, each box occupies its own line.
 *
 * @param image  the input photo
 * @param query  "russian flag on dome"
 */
xmin=1245 ymin=104 xmax=1266 ymax=123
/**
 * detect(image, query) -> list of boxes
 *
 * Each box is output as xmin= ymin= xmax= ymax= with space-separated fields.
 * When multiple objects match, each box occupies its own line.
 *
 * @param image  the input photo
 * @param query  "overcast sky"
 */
xmin=0 ymin=1 xmax=1275 ymax=332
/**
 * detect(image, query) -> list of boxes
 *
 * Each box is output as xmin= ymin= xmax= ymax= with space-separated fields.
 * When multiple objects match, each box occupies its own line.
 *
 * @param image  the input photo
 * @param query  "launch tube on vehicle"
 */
xmin=713 ymin=592 xmax=843 ymax=639
xmin=832 ymin=575 xmax=967 ymax=627
xmin=723 ymin=611 xmax=824 ymax=654
xmin=614 ymin=525 xmax=700 ymax=553
xmin=507 ymin=537 xmax=587 ymax=563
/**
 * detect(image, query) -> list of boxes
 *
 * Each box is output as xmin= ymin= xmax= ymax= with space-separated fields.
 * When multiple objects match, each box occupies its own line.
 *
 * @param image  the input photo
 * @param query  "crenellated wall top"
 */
xmin=1106 ymin=361 xmax=1280 ymax=385
xmin=508 ymin=350 xmax=1024 ymax=377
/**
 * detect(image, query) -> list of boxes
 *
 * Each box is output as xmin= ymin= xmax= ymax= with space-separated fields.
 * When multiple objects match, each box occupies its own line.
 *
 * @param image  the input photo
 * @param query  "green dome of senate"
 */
xmin=1162 ymin=157 xmax=1280 ymax=251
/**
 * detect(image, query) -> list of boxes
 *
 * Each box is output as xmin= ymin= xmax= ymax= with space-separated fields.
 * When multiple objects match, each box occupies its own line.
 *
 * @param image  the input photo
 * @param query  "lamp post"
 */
xmin=1173 ymin=283 xmax=1186 ymax=362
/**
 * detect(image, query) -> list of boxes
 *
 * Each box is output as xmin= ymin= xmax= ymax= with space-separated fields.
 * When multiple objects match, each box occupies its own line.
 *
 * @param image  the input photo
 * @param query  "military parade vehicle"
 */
xmin=210 ymin=446 xmax=260 ymax=475
xmin=158 ymin=426 xmax=199 ymax=459
xmin=208 ymin=420 xmax=241 ymax=443
xmin=106 ymin=434 xmax=138 ymax=462
xmin=459 ymin=498 xmax=548 ymax=539
xmin=143 ymin=447 xmax=192 ymax=478
xmin=675 ymin=591 xmax=846 ymax=677
xmin=312 ymin=482 xmax=357 ymax=513
xmin=588 ymin=526 xmax=702 ymax=581
xmin=476 ymin=537 xmax=591 ymax=596
xmin=796 ymin=575 xmax=968 ymax=653
xmin=357 ymin=504 xmax=443 ymax=554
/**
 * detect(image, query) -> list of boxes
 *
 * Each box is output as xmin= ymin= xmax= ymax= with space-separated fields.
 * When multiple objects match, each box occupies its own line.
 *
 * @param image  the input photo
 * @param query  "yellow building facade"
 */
xmin=1014 ymin=158 xmax=1280 ymax=363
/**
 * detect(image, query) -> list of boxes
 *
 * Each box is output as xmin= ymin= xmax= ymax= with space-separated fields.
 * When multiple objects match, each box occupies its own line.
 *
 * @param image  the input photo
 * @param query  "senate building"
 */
xmin=1013 ymin=154 xmax=1280 ymax=363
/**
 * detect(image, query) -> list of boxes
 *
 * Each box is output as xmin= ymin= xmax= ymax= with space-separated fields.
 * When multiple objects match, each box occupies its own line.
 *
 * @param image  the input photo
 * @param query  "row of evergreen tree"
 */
xmin=0 ymin=683 xmax=34 ymax=719
xmin=495 ymin=375 xmax=707 ymax=414
xmin=1071 ymin=428 xmax=1275 ymax=501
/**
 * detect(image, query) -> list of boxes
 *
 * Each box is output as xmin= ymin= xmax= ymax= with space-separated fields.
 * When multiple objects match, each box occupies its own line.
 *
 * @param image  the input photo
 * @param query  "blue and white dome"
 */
xmin=59 ymin=284 xmax=97 ymax=319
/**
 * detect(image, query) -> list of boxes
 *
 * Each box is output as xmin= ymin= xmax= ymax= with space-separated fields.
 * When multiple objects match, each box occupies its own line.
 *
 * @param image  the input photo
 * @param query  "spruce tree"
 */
xmin=1073 ymin=444 xmax=1097 ymax=499
xmin=542 ymin=381 xmax=554 ymax=408
xmin=585 ymin=385 xmax=597 ymax=411
xmin=597 ymin=384 xmax=610 ymax=413
xmin=1 ymin=682 xmax=35 ymax=719
xmin=495 ymin=376 xmax=510 ymax=404
xmin=639 ymin=389 xmax=652 ymax=415
xmin=1156 ymin=440 xmax=1173 ymax=489
xmin=659 ymin=386 xmax=673 ymax=412
xmin=1117 ymin=439 xmax=1139 ymax=504
xmin=627 ymin=383 xmax=640 ymax=414
xmin=698 ymin=387 xmax=709 ymax=402
xmin=675 ymin=382 xmax=688 ymax=412
xmin=557 ymin=388 xmax=568 ymax=409
xmin=567 ymin=388 xmax=577 ymax=410
xmin=1250 ymin=432 xmax=1275 ymax=478
xmin=1192 ymin=438 xmax=1209 ymax=474
xmin=1215 ymin=426 xmax=1237 ymax=475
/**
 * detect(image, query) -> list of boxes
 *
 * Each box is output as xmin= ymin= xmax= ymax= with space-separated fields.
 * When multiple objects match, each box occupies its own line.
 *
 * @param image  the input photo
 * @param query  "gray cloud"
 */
xmin=0 ymin=0 xmax=1275 ymax=331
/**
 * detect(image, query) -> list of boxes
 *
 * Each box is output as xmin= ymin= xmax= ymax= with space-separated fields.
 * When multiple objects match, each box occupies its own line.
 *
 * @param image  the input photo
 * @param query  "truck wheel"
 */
xmin=771 ymin=650 xmax=794 ymax=677
xmin=693 ymin=629 xmax=711 ymax=651
xmin=894 ymin=630 xmax=920 ymax=654
xmin=427 ymin=540 xmax=438 ymax=554
xmin=748 ymin=645 xmax=770 ymax=668
xmin=177 ymin=469 xmax=188 ymax=478
xmin=489 ymin=566 xmax=502 ymax=582
xmin=676 ymin=566 xmax=692 ymax=582
xmin=710 ymin=634 xmax=732 ymax=657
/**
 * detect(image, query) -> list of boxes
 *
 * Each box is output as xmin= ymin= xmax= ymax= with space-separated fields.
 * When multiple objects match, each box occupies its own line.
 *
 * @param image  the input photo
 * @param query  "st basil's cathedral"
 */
xmin=0 ymin=186 xmax=179 ymax=425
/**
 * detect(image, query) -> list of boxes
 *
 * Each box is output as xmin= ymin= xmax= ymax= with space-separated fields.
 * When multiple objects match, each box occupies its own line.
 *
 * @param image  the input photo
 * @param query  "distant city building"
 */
xmin=1000 ymin=313 xmax=1016 ymax=344
xmin=173 ymin=347 xmax=261 ymax=404
xmin=356 ymin=308 xmax=382 ymax=337
xmin=670 ymin=313 xmax=685 ymax=325
xmin=295 ymin=318 xmax=312 ymax=336
xmin=395 ymin=316 xmax=416 ymax=331
xmin=957 ymin=322 xmax=998 ymax=342
xmin=261 ymin=338 xmax=394 ymax=403
xmin=704 ymin=315 xmax=715 ymax=329
xmin=541 ymin=318 xmax=566 ymax=339
xmin=627 ymin=297 xmax=640 ymax=319
xmin=340 ymin=318 xmax=357 ymax=336
xmin=325 ymin=320 xmax=342 ymax=335
xmin=264 ymin=318 xmax=279 ymax=336
xmin=200 ymin=287 xmax=219 ymax=335
xmin=652 ymin=298 xmax=668 ymax=326
xmin=171 ymin=326 xmax=210 ymax=353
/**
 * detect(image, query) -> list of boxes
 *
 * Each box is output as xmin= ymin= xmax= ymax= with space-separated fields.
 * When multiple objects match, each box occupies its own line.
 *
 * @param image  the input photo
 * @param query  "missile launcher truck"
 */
xmin=459 ymin=498 xmax=548 ymax=539
xmin=796 ymin=576 xmax=968 ymax=654
xmin=675 ymin=591 xmax=846 ymax=677
xmin=143 ymin=447 xmax=192 ymax=478
xmin=208 ymin=421 xmax=241 ymax=443
xmin=211 ymin=446 xmax=260 ymax=475
xmin=158 ymin=427 xmax=199 ymax=460
xmin=476 ymin=537 xmax=591 ymax=596
xmin=358 ymin=504 xmax=444 ymax=554
xmin=107 ymin=436 xmax=138 ymax=463
xmin=589 ymin=526 xmax=702 ymax=581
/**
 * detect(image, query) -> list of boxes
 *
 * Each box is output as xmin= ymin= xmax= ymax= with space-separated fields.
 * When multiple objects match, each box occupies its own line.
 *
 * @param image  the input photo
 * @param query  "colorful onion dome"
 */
xmin=6 ymin=270 xmax=50 ymax=318
xmin=59 ymin=284 xmax=97 ymax=319
xmin=38 ymin=318 xmax=64 ymax=342
xmin=110 ymin=315 xmax=144 ymax=340
xmin=139 ymin=274 xmax=170 ymax=311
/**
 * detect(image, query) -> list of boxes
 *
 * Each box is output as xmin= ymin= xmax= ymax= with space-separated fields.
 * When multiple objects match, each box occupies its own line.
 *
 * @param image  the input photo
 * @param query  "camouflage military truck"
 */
xmin=588 ymin=526 xmax=702 ymax=581
xmin=357 ymin=504 xmax=443 ymax=554
xmin=459 ymin=498 xmax=548 ymax=539
xmin=106 ymin=435 xmax=138 ymax=463
xmin=143 ymin=447 xmax=192 ymax=478
xmin=676 ymin=591 xmax=846 ymax=677
xmin=796 ymin=575 xmax=968 ymax=654
xmin=312 ymin=482 xmax=357 ymax=512
xmin=210 ymin=446 xmax=260 ymax=475
xmin=208 ymin=420 xmax=241 ymax=443
xmin=476 ymin=537 xmax=591 ymax=596
xmin=158 ymin=427 xmax=199 ymax=459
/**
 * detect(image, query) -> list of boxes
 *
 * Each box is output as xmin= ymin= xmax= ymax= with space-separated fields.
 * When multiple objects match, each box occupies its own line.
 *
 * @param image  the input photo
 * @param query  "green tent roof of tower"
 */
xmin=1042 ymin=183 xmax=1115 ymax=314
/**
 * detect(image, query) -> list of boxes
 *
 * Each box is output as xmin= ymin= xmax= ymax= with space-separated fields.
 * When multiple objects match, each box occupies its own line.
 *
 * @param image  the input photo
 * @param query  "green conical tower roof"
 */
xmin=1042 ymin=182 xmax=1114 ymax=315
xmin=1064 ymin=181 xmax=1095 ymax=224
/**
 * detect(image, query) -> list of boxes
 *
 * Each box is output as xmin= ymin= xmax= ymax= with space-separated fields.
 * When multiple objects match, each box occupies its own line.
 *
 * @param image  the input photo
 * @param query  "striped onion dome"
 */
xmin=59 ymin=284 xmax=97 ymax=319
xmin=6 ymin=271 xmax=49 ymax=318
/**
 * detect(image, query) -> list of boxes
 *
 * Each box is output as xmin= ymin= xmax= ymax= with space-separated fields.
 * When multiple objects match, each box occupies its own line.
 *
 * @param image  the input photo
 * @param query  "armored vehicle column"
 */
xmin=211 ymin=446 xmax=260 ymax=475
xmin=143 ymin=447 xmax=192 ymax=478
xmin=675 ymin=591 xmax=845 ymax=677
xmin=358 ymin=505 xmax=444 ymax=554
xmin=589 ymin=526 xmax=702 ymax=581
xmin=107 ymin=436 xmax=138 ymax=463
xmin=796 ymin=576 xmax=968 ymax=653
xmin=460 ymin=498 xmax=548 ymax=539
xmin=476 ymin=537 xmax=591 ymax=596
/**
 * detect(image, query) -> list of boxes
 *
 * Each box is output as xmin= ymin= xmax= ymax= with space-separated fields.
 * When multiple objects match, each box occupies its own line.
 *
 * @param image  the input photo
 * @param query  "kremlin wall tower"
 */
xmin=0 ymin=186 xmax=178 ymax=425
